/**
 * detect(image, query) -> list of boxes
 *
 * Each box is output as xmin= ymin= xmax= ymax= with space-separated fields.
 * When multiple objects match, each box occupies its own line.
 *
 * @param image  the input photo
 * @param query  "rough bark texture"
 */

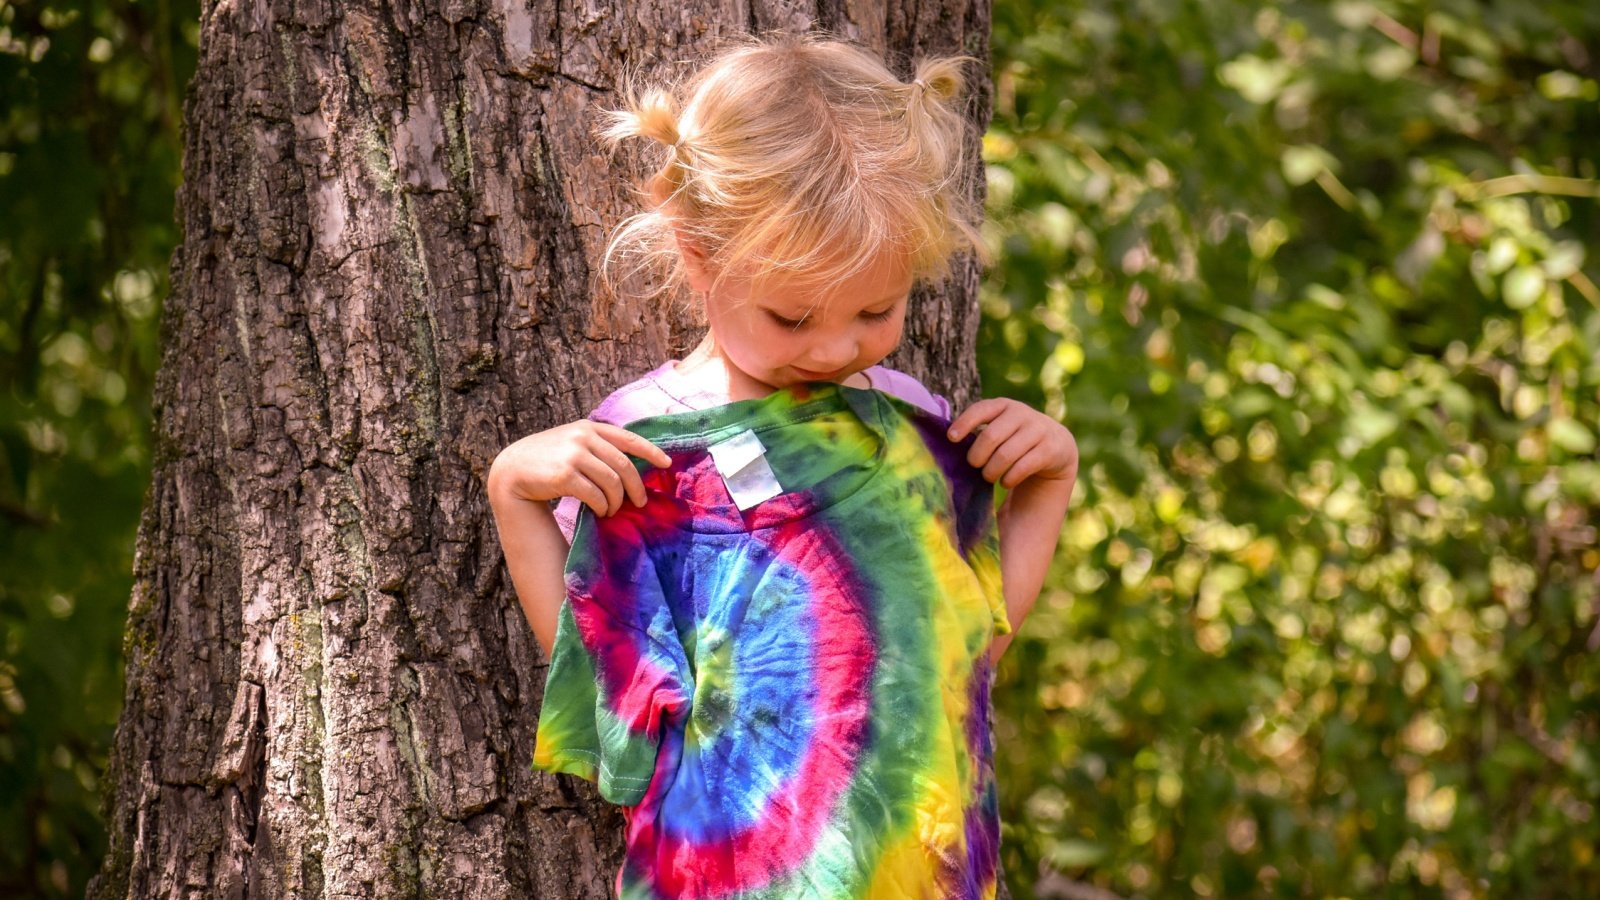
xmin=90 ymin=0 xmax=996 ymax=896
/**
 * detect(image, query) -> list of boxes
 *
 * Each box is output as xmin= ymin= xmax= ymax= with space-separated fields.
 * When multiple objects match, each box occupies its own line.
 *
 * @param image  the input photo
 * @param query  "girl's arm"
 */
xmin=988 ymin=476 xmax=1074 ymax=668
xmin=486 ymin=419 xmax=671 ymax=659
xmin=486 ymin=476 xmax=571 ymax=660
xmin=943 ymin=396 xmax=1080 ymax=669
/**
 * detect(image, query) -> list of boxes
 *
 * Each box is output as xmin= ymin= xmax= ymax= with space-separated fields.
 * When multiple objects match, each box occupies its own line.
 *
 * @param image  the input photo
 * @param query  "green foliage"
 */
xmin=0 ymin=1 xmax=196 ymax=895
xmin=5 ymin=0 xmax=1598 ymax=896
xmin=984 ymin=1 xmax=1600 ymax=896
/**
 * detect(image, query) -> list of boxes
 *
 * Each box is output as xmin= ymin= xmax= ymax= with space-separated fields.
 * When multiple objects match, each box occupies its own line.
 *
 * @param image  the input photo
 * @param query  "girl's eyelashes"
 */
xmin=767 ymin=306 xmax=898 ymax=329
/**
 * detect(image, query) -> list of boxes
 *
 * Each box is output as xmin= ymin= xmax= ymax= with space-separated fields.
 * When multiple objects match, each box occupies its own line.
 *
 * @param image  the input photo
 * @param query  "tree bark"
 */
xmin=90 ymin=1 xmax=995 ymax=897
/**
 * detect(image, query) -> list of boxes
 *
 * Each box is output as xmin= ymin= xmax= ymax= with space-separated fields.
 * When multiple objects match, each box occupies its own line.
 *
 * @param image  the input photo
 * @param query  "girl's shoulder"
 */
xmin=862 ymin=364 xmax=953 ymax=420
xmin=583 ymin=360 xmax=703 ymax=426
xmin=553 ymin=363 xmax=691 ymax=545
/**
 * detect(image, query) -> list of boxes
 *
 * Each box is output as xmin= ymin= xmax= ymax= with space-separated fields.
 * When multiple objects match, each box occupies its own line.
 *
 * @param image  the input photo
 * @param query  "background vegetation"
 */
xmin=1 ymin=0 xmax=197 ymax=895
xmin=981 ymin=1 xmax=1599 ymax=897
xmin=1 ymin=0 xmax=1595 ymax=897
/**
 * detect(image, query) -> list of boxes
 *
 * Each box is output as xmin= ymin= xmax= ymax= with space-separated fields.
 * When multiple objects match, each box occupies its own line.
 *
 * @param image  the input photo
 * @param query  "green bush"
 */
xmin=984 ymin=2 xmax=1600 ymax=897
xmin=0 ymin=2 xmax=196 ymax=895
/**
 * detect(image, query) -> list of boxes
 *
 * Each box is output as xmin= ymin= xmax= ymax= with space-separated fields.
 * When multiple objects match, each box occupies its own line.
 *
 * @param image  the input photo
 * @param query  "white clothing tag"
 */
xmin=706 ymin=429 xmax=784 ymax=510
xmin=707 ymin=429 xmax=767 ymax=472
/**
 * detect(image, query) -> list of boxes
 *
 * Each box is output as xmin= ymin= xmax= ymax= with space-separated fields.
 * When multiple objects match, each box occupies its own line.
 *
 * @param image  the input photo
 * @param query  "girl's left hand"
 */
xmin=947 ymin=398 xmax=1079 ymax=489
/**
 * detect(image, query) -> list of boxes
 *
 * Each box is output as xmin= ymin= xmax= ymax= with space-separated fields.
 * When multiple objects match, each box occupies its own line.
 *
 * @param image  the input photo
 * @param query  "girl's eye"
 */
xmin=767 ymin=306 xmax=897 ymax=329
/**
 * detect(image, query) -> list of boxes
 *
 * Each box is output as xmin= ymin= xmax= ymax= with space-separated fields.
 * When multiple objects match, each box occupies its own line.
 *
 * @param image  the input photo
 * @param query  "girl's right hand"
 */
xmin=489 ymin=420 xmax=674 ymax=517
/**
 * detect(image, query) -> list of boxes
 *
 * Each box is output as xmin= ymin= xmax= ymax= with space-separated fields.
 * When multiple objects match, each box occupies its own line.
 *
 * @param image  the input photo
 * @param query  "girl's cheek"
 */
xmin=869 ymin=328 xmax=901 ymax=357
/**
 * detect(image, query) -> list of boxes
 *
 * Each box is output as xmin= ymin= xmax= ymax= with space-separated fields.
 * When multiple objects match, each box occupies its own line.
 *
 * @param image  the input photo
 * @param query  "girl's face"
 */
xmin=683 ymin=236 xmax=915 ymax=390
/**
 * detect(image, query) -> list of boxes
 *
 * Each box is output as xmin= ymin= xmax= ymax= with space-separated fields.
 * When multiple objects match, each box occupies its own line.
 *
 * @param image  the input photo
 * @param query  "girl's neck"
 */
xmin=672 ymin=336 xmax=777 ymax=403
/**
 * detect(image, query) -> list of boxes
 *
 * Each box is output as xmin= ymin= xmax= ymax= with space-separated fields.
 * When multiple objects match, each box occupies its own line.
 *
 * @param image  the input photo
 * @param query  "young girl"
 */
xmin=487 ymin=31 xmax=1077 ymax=899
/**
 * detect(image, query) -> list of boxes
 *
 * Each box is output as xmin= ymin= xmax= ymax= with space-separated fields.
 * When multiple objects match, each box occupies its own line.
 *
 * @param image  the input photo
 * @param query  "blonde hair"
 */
xmin=592 ymin=30 xmax=989 ymax=313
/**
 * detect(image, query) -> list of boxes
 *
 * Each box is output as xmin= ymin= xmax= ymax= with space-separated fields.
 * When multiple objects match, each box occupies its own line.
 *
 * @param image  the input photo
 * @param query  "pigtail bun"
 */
xmin=595 ymin=71 xmax=697 ymax=217
xmin=903 ymin=55 xmax=980 ymax=181
xmin=902 ymin=54 xmax=988 ymax=265
xmin=596 ymin=70 xmax=682 ymax=151
xmin=908 ymin=55 xmax=970 ymax=105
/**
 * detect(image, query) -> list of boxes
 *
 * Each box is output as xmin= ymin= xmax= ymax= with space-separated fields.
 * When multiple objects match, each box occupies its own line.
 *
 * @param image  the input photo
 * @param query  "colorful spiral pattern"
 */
xmin=533 ymin=382 xmax=1011 ymax=898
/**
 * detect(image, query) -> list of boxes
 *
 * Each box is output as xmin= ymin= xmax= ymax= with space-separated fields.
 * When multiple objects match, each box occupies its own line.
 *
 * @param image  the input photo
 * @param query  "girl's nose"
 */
xmin=803 ymin=343 xmax=857 ymax=373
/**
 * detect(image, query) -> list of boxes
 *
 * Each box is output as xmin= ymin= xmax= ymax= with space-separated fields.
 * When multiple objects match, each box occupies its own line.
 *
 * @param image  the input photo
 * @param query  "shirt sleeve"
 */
xmin=867 ymin=366 xmax=953 ymax=421
xmin=531 ymin=505 xmax=693 ymax=805
xmin=551 ymin=495 xmax=580 ymax=545
xmin=966 ymin=513 xmax=1013 ymax=638
xmin=946 ymin=431 xmax=1011 ymax=638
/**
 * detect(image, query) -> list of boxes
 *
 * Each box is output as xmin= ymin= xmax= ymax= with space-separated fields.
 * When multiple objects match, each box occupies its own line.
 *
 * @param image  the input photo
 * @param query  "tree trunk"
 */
xmin=90 ymin=1 xmax=995 ymax=896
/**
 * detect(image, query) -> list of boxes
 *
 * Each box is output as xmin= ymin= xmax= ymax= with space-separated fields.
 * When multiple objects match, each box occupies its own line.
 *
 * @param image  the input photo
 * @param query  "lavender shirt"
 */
xmin=552 ymin=360 xmax=953 ymax=544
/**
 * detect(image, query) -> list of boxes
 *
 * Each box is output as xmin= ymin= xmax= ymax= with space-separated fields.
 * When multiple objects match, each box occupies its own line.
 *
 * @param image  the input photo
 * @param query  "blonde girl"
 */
xmin=488 ymin=29 xmax=1077 ymax=899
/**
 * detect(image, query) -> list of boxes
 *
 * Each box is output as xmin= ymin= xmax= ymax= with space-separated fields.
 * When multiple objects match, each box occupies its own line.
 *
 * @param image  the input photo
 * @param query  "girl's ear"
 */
xmin=672 ymin=224 xmax=715 ymax=294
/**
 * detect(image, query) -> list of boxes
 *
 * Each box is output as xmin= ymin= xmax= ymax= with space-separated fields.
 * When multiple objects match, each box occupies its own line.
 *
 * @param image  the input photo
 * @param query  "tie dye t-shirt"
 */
xmin=532 ymin=378 xmax=1011 ymax=899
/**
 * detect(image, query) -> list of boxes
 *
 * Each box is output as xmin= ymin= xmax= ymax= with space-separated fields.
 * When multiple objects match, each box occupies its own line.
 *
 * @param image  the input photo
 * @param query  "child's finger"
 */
xmin=619 ymin=460 xmax=652 ymax=509
xmin=569 ymin=471 xmax=613 ymax=518
xmin=598 ymin=423 xmax=673 ymax=468
xmin=590 ymin=439 xmax=653 ymax=510
xmin=980 ymin=431 xmax=1033 ymax=484
xmin=574 ymin=452 xmax=628 ymax=515
xmin=947 ymin=398 xmax=1000 ymax=441
xmin=967 ymin=412 xmax=1025 ymax=470
xmin=998 ymin=440 xmax=1051 ymax=488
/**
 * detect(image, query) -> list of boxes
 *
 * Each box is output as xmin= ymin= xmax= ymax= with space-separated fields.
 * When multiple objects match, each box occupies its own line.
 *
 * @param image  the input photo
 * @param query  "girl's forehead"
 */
xmin=740 ymin=253 xmax=914 ymax=309
xmin=740 ymin=277 xmax=910 ymax=319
